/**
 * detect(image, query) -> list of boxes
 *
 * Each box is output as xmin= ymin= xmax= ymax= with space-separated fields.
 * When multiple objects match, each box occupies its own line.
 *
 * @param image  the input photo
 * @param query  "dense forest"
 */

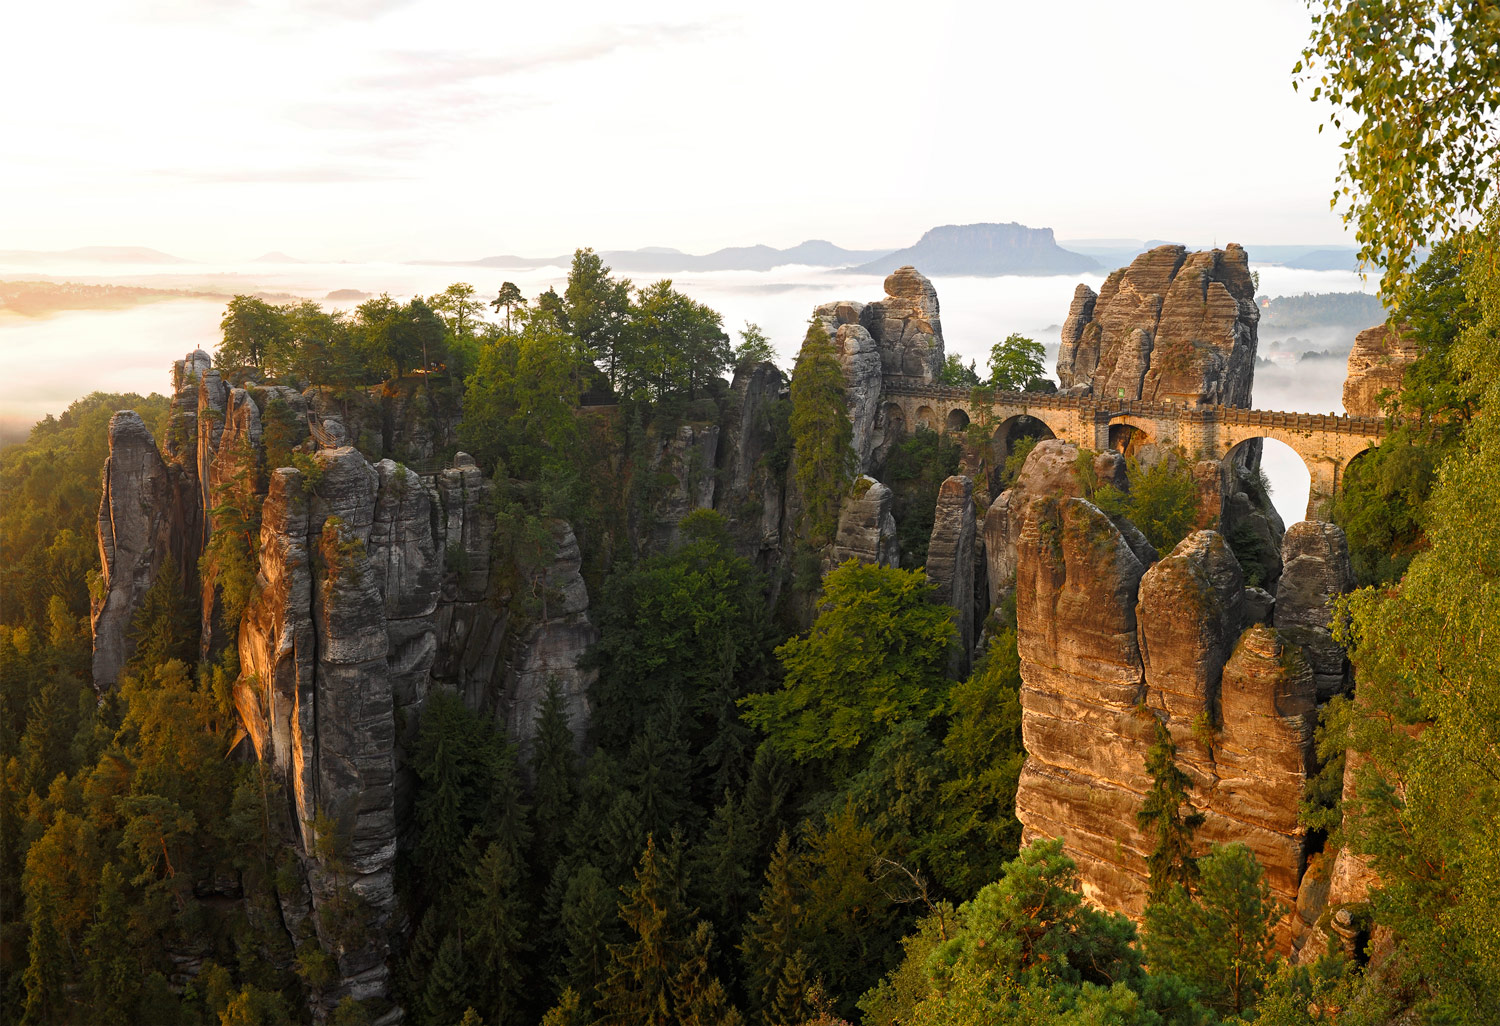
xmin=3 ymin=5 xmax=1499 ymax=1026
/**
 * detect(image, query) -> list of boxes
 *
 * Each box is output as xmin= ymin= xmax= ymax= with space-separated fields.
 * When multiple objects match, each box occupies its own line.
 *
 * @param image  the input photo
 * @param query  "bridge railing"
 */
xmin=880 ymin=380 xmax=1387 ymax=438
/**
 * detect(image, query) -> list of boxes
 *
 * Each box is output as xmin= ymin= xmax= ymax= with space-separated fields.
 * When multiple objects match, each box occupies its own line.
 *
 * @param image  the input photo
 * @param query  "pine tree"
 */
xmin=789 ymin=319 xmax=855 ymax=546
xmin=1136 ymin=718 xmax=1205 ymax=902
xmin=596 ymin=836 xmax=692 ymax=1026
xmin=557 ymin=862 xmax=616 ymax=1013
xmin=672 ymin=919 xmax=740 ymax=1026
xmin=739 ymin=833 xmax=805 ymax=1020
xmin=768 ymin=950 xmax=818 ymax=1026
xmin=82 ymin=863 xmax=138 ymax=1024
xmin=530 ymin=678 xmax=578 ymax=877
xmin=419 ymin=933 xmax=473 ymax=1026
xmin=463 ymin=841 xmax=531 ymax=1026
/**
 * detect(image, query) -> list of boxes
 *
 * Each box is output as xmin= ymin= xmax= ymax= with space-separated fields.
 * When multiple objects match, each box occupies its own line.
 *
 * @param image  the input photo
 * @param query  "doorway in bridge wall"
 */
xmin=1220 ymin=438 xmax=1311 ymax=589
xmin=991 ymin=414 xmax=1056 ymax=496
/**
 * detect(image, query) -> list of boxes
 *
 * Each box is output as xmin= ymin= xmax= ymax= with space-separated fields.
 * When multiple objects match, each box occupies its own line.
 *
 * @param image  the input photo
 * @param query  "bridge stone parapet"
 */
xmin=879 ymin=381 xmax=1388 ymax=518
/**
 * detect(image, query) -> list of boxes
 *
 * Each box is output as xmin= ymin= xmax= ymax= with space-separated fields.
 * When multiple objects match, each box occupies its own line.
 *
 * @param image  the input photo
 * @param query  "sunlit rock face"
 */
xmin=1342 ymin=322 xmax=1417 ymax=417
xmin=1056 ymin=244 xmax=1259 ymax=407
xmin=1274 ymin=521 xmax=1356 ymax=700
xmin=716 ymin=361 xmax=789 ymax=569
xmin=1012 ymin=495 xmax=1331 ymax=947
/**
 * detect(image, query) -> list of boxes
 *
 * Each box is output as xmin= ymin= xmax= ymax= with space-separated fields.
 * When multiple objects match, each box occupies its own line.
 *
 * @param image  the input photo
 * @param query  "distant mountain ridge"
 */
xmin=436 ymin=223 xmax=1099 ymax=277
xmin=850 ymin=222 xmax=1098 ymax=276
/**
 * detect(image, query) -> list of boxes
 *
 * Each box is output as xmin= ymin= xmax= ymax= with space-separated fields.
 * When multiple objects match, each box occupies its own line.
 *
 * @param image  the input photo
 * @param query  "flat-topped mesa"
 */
xmin=1057 ymin=244 xmax=1259 ymax=408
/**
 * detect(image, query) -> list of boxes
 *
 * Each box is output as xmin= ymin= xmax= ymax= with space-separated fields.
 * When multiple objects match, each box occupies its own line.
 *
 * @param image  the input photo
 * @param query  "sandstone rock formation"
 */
xmin=981 ymin=440 xmax=1130 ymax=609
xmin=925 ymin=475 xmax=977 ymax=674
xmin=716 ymin=362 xmax=789 ymax=567
xmin=1343 ymin=322 xmax=1417 ymax=417
xmin=91 ymin=411 xmax=193 ymax=687
xmin=647 ymin=422 xmax=719 ymax=551
xmin=831 ymin=476 xmax=899 ymax=568
xmin=812 ymin=265 xmax=945 ymax=471
xmin=508 ymin=520 xmax=596 ymax=751
xmin=1275 ymin=521 xmax=1356 ymax=699
xmin=1014 ymin=492 xmax=1333 ymax=938
xmin=1056 ymin=244 xmax=1259 ymax=407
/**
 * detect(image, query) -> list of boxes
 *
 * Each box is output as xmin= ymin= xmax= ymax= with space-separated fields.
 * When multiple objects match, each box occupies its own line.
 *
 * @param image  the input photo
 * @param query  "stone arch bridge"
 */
xmin=881 ymin=381 xmax=1388 ymax=518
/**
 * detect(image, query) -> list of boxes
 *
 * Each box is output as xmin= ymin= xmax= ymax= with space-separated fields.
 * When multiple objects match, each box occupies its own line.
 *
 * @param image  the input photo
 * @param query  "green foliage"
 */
xmin=1094 ymin=454 xmax=1201 ymax=553
xmin=987 ymin=333 xmax=1048 ymax=392
xmin=742 ymin=562 xmax=955 ymax=772
xmin=620 ymin=279 xmax=730 ymax=404
xmin=1137 ymin=719 xmax=1204 ymax=903
xmin=218 ymin=295 xmax=292 ymax=380
xmin=1142 ymin=843 xmax=1283 ymax=1016
xmin=734 ymin=321 xmax=777 ymax=370
xmin=882 ymin=428 xmax=961 ymax=567
xmin=1002 ymin=434 xmax=1039 ymax=488
xmin=1329 ymin=212 xmax=1500 ymax=1022
xmin=936 ymin=354 xmax=981 ymax=387
xmin=1296 ymin=0 xmax=1500 ymax=301
xmin=491 ymin=281 xmax=526 ymax=332
xmin=789 ymin=320 xmax=855 ymax=546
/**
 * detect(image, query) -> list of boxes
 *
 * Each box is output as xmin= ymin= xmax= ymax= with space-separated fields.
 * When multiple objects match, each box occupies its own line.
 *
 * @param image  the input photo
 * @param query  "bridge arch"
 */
xmin=990 ymin=413 xmax=1056 ymax=493
xmin=881 ymin=402 xmax=907 ymax=444
xmin=1223 ymin=436 xmax=1311 ymax=529
xmin=946 ymin=408 xmax=970 ymax=433
xmin=914 ymin=405 xmax=937 ymax=430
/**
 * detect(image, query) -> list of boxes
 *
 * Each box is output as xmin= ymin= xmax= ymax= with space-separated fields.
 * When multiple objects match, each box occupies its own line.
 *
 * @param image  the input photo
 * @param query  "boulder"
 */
xmin=1343 ymin=323 xmax=1417 ymax=417
xmin=864 ymin=266 xmax=946 ymax=383
xmin=1275 ymin=521 xmax=1356 ymax=699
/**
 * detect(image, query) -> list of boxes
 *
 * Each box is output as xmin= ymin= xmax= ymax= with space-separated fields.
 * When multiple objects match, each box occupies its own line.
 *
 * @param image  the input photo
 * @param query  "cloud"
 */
xmin=151 ymin=165 xmax=414 ymax=184
xmin=357 ymin=20 xmax=717 ymax=90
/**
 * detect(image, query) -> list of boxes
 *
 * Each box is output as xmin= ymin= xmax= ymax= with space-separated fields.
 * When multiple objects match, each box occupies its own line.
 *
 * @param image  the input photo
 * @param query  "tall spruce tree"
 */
xmin=789 ymin=319 xmax=855 ymax=546
xmin=1137 ymin=719 xmax=1204 ymax=901
xmin=596 ymin=836 xmax=694 ymax=1026
xmin=739 ymin=833 xmax=806 ymax=1021
xmin=529 ymin=679 xmax=578 ymax=877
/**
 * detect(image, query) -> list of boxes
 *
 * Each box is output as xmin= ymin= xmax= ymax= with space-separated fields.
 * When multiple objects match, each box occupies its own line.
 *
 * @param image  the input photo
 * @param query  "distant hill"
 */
xmin=0 ymin=246 xmax=190 ymax=265
xmin=252 ymin=251 xmax=305 ymax=264
xmin=439 ymin=240 xmax=894 ymax=274
xmin=1260 ymin=291 xmax=1386 ymax=331
xmin=851 ymin=223 xmax=1098 ymax=276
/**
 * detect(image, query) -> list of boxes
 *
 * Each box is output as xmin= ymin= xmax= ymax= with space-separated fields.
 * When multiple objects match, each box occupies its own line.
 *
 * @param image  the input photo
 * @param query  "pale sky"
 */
xmin=3 ymin=0 xmax=1352 ymax=262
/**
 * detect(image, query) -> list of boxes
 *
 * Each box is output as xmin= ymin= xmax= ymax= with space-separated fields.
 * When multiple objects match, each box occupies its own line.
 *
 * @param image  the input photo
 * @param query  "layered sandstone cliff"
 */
xmin=1057 ymin=244 xmax=1259 ymax=407
xmin=1342 ymin=322 xmax=1417 ymax=417
xmin=1009 ymin=443 xmax=1354 ymax=943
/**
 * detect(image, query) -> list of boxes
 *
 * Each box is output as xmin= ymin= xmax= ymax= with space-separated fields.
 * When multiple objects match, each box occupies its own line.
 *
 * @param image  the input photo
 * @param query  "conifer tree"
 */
xmin=463 ymin=841 xmax=530 ymax=1026
xmin=789 ymin=319 xmax=855 ymax=545
xmin=82 ymin=863 xmax=138 ymax=1025
xmin=672 ymin=919 xmax=740 ymax=1026
xmin=557 ymin=862 xmax=616 ymax=1013
xmin=596 ymin=836 xmax=693 ymax=1026
xmin=1137 ymin=719 xmax=1204 ymax=902
xmin=739 ymin=833 xmax=806 ymax=1020
xmin=419 ymin=933 xmax=472 ymax=1026
xmin=768 ymin=951 xmax=818 ymax=1026
xmin=530 ymin=678 xmax=578 ymax=877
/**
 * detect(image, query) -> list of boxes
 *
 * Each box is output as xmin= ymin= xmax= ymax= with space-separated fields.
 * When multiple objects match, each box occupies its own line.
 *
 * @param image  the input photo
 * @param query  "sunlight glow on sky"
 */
xmin=4 ymin=0 xmax=1350 ymax=261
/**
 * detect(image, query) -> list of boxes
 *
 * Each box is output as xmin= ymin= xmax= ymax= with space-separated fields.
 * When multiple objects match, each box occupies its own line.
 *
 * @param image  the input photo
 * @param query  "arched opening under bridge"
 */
xmin=1108 ymin=422 xmax=1152 ymax=459
xmin=1219 ymin=437 xmax=1311 ymax=589
xmin=946 ymin=408 xmax=970 ymax=433
xmin=990 ymin=413 xmax=1056 ymax=495
xmin=914 ymin=405 xmax=937 ymax=430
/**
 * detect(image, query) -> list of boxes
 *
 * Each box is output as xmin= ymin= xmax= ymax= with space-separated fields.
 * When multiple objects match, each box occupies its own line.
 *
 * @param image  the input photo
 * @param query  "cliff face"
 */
xmin=1009 ymin=430 xmax=1354 ymax=943
xmin=1343 ymin=322 xmax=1417 ymax=417
xmin=814 ymin=265 xmax=946 ymax=473
xmin=92 ymin=352 xmax=601 ymax=1017
xmin=1057 ymin=244 xmax=1259 ymax=407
